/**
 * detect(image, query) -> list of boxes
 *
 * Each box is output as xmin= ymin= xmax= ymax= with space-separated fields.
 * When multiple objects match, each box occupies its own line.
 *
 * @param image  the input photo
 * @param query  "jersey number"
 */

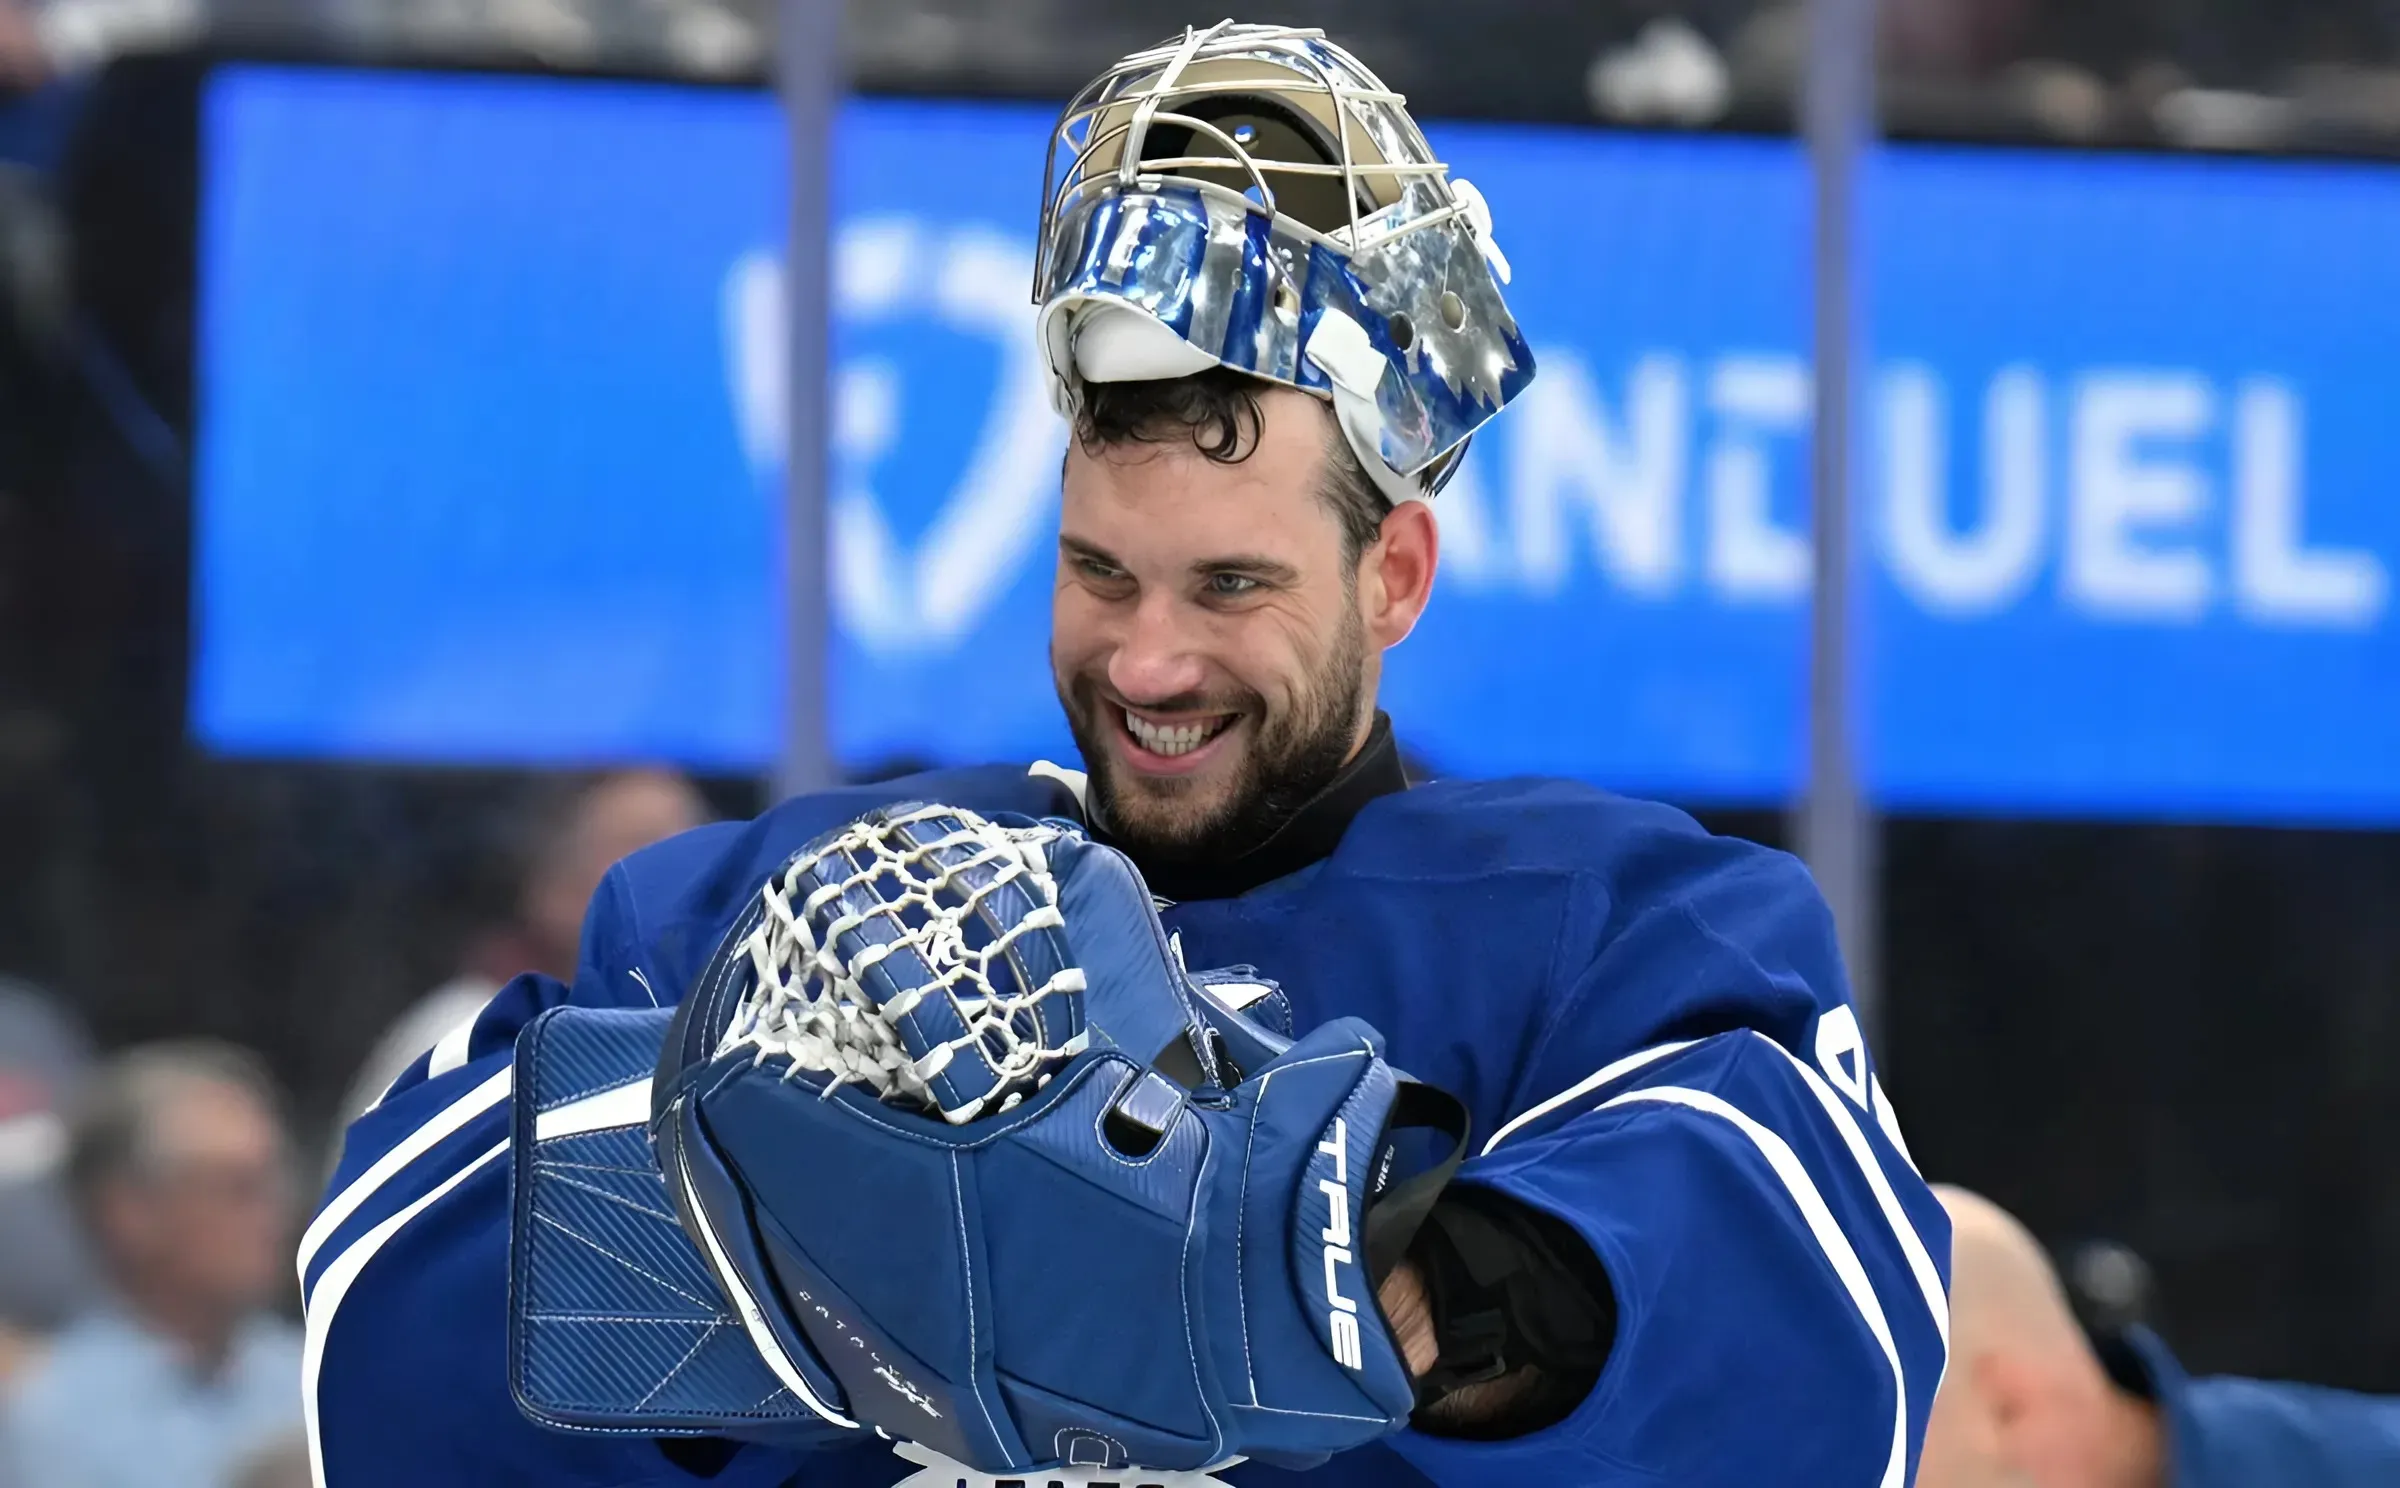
xmin=1814 ymin=1006 xmax=1915 ymax=1166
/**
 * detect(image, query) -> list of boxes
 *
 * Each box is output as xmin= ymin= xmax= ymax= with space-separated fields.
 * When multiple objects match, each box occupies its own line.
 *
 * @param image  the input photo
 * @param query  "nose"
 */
xmin=1105 ymin=591 xmax=1210 ymax=705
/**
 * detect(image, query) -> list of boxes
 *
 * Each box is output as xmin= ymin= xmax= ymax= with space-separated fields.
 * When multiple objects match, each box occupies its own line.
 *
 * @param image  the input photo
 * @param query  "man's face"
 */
xmin=1051 ymin=388 xmax=1398 ymax=862
xmin=524 ymin=770 xmax=708 ymax=978
xmin=104 ymin=1080 xmax=294 ymax=1318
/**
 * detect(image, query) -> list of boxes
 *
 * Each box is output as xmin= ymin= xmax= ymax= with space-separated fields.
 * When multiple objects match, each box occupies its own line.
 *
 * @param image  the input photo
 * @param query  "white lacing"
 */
xmin=717 ymin=805 xmax=1088 ymax=1121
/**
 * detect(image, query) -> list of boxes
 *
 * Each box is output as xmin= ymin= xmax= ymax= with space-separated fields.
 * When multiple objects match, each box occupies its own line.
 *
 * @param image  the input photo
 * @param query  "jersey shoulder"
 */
xmin=2181 ymin=1371 xmax=2400 ymax=1484
xmin=1338 ymin=776 xmax=1831 ymax=1001
xmin=1333 ymin=780 xmax=1848 ymax=1103
xmin=1342 ymin=775 xmax=1794 ymax=888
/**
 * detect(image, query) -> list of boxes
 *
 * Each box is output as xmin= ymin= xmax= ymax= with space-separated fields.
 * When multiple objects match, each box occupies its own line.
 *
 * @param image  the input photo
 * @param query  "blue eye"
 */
xmin=1206 ymin=572 xmax=1260 ymax=597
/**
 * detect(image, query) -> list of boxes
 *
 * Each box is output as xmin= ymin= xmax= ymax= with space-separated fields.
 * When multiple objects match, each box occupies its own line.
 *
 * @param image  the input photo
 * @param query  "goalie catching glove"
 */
xmin=646 ymin=803 xmax=1469 ymax=1476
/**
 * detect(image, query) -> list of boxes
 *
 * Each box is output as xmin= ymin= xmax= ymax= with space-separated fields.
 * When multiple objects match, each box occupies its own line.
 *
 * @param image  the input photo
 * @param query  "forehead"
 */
xmin=1061 ymin=389 xmax=1342 ymax=563
xmin=148 ymin=1078 xmax=278 ymax=1159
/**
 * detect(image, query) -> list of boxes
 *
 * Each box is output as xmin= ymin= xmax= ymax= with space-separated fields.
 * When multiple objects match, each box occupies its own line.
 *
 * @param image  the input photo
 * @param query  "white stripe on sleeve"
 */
xmin=1481 ymin=1039 xmax=1698 ymax=1156
xmin=299 ymin=1066 xmax=513 ymax=1292
xmin=425 ymin=1006 xmax=482 ymax=1080
xmin=303 ymin=1138 xmax=509 ymax=1488
xmin=1754 ymin=1033 xmax=1951 ymax=1351
xmin=1601 ymin=1085 xmax=1909 ymax=1488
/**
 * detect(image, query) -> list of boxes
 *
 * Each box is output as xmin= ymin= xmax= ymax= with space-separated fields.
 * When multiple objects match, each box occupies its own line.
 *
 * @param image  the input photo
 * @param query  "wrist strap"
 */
xmin=1406 ymin=1186 xmax=1617 ymax=1426
xmin=1360 ymin=1081 xmax=1473 ymax=1287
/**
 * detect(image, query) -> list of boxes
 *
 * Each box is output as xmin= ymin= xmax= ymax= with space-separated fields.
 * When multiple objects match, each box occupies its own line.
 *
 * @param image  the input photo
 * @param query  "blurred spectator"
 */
xmin=1587 ymin=18 xmax=1732 ymax=126
xmin=331 ymin=768 xmax=709 ymax=1131
xmin=1920 ymin=1184 xmax=2400 ymax=1487
xmin=0 ymin=978 xmax=99 ymax=1381
xmin=0 ymin=2 xmax=42 ymax=91
xmin=3 ymin=0 xmax=200 ymax=80
xmin=2 ymin=0 xmax=762 ymax=78
xmin=343 ymin=0 xmax=765 ymax=74
xmin=1 ymin=1042 xmax=299 ymax=1488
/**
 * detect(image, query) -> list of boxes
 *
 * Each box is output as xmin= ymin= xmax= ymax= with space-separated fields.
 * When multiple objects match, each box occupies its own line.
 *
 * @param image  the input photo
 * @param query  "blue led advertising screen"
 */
xmin=194 ymin=65 xmax=2400 ymax=821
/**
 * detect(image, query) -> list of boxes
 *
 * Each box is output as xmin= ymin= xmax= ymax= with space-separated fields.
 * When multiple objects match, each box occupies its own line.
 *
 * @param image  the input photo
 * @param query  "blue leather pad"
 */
xmin=507 ymin=1003 xmax=850 ymax=1447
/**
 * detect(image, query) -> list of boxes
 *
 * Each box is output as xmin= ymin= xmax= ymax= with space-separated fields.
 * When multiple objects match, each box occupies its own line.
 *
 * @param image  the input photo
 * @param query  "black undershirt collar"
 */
xmin=1086 ymin=712 xmax=1409 ymax=903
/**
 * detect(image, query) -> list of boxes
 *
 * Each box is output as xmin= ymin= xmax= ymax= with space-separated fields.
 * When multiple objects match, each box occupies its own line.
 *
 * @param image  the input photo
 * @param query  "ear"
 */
xmin=89 ymin=1180 xmax=146 ymax=1259
xmin=1980 ymin=1348 xmax=2041 ymax=1415
xmin=1921 ymin=1352 xmax=2009 ymax=1484
xmin=1975 ymin=1347 xmax=2051 ymax=1467
xmin=1360 ymin=499 xmax=1438 ymax=649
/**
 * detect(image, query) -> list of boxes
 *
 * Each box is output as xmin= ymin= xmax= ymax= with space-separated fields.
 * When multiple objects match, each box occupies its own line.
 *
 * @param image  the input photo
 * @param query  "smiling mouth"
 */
xmin=1122 ymin=707 xmax=1237 ymax=759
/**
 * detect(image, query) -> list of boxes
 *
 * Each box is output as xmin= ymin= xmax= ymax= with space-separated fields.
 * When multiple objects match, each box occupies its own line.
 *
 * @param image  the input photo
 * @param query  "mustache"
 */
xmin=1067 ymin=674 xmax=1260 ymax=720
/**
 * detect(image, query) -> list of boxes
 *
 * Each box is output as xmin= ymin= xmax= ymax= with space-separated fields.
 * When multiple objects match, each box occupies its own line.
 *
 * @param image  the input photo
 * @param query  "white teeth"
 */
xmin=1124 ymin=708 xmax=1228 ymax=758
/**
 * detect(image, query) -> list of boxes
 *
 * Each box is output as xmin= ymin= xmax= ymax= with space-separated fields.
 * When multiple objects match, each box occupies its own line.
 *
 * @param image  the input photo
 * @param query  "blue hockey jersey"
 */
xmin=2121 ymin=1327 xmax=2400 ymax=1487
xmin=300 ymin=764 xmax=1951 ymax=1487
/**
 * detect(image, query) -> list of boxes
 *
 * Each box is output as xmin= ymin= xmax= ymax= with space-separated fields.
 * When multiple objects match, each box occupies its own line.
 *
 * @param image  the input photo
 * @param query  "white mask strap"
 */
xmin=1303 ymin=310 xmax=1426 ymax=507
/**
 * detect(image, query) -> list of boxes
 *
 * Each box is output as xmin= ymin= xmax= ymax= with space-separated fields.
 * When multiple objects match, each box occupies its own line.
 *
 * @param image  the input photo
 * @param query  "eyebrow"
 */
xmin=1059 ymin=535 xmax=1118 ymax=567
xmin=1191 ymin=553 xmax=1299 ymax=585
xmin=1059 ymin=537 xmax=1300 ymax=587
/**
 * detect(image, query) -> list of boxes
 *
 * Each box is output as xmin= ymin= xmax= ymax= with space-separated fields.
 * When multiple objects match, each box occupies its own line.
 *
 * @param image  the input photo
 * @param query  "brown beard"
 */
xmin=1055 ymin=603 xmax=1369 ymax=867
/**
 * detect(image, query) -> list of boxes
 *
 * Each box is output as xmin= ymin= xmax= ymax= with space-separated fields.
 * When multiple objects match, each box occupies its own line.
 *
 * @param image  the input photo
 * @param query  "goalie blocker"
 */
xmin=511 ymin=805 xmax=1469 ymax=1477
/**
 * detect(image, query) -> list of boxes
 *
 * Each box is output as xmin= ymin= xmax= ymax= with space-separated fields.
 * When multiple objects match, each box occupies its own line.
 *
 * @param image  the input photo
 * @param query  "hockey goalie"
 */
xmin=303 ymin=22 xmax=1951 ymax=1487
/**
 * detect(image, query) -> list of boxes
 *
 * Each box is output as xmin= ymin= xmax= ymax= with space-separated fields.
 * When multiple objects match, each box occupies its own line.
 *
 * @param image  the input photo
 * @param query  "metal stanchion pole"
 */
xmin=1800 ymin=0 xmax=1881 ymax=1032
xmin=774 ymin=0 xmax=839 ymax=802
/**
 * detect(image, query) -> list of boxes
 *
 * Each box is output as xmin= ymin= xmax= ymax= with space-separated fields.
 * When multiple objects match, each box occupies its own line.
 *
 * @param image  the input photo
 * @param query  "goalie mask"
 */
xmin=1035 ymin=21 xmax=1536 ymax=505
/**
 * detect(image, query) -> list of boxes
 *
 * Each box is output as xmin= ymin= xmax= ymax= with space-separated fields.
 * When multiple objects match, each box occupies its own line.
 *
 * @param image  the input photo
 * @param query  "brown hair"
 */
xmin=64 ymin=1040 xmax=283 ymax=1216
xmin=1072 ymin=369 xmax=1393 ymax=568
